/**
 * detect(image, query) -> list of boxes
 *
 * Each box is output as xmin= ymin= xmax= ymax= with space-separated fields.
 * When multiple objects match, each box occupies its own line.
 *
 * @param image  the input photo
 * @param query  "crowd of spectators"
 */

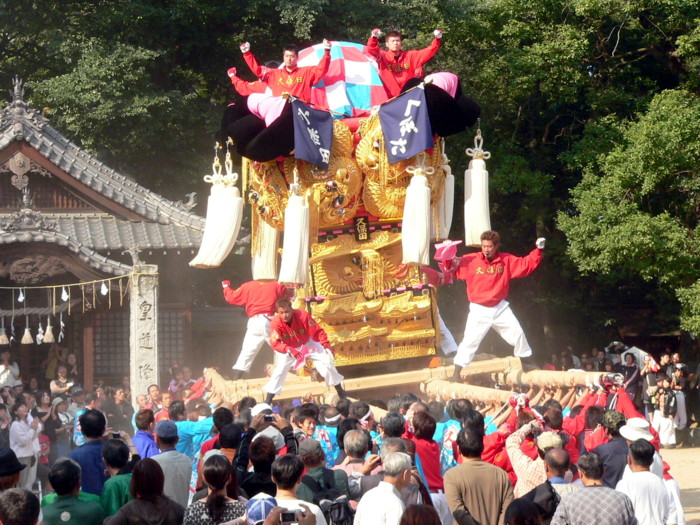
xmin=0 ymin=342 xmax=695 ymax=524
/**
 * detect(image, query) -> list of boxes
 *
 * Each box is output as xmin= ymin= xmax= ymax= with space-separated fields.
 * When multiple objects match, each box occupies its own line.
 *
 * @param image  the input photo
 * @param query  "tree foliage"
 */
xmin=2 ymin=0 xmax=700 ymax=342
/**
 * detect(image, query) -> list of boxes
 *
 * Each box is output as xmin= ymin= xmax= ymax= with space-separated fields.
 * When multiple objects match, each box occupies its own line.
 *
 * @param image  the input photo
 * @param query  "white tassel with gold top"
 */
xmin=278 ymin=169 xmax=310 ymax=285
xmin=190 ymin=142 xmax=244 ymax=268
xmin=432 ymin=150 xmax=454 ymax=241
xmin=402 ymin=153 xmax=433 ymax=265
xmin=252 ymin=217 xmax=279 ymax=281
xmin=464 ymin=125 xmax=491 ymax=245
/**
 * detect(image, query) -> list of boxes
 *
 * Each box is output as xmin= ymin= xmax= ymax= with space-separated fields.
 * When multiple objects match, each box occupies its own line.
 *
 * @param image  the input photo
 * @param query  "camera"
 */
xmin=264 ymin=414 xmax=275 ymax=422
xmin=112 ymin=432 xmax=120 ymax=439
xmin=280 ymin=511 xmax=297 ymax=524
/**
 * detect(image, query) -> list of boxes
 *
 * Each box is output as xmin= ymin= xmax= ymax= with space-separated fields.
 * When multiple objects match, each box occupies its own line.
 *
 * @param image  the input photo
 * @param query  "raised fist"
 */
xmin=371 ymin=28 xmax=382 ymax=38
xmin=227 ymin=67 xmax=236 ymax=78
xmin=290 ymin=347 xmax=301 ymax=359
xmin=433 ymin=29 xmax=443 ymax=39
xmin=240 ymin=42 xmax=250 ymax=53
xmin=323 ymin=39 xmax=332 ymax=50
xmin=536 ymin=237 xmax=546 ymax=249
xmin=221 ymin=280 xmax=231 ymax=288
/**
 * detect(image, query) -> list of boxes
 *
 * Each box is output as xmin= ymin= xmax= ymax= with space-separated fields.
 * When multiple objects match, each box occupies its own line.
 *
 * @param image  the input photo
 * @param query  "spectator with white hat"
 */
xmin=618 ymin=417 xmax=663 ymax=479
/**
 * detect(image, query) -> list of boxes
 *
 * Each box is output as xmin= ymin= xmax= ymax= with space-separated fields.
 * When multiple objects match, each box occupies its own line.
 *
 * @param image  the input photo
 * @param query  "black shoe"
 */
xmin=264 ymin=392 xmax=275 ymax=405
xmin=230 ymin=369 xmax=243 ymax=380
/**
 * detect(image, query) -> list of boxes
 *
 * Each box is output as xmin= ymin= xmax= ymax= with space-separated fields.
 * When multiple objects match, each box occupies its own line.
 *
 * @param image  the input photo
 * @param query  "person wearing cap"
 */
xmin=592 ymin=410 xmax=628 ymax=488
xmin=222 ymin=280 xmax=290 ymax=381
xmin=264 ymin=299 xmax=347 ymax=406
xmin=618 ymin=417 xmax=664 ymax=479
xmin=445 ymin=427 xmax=513 ymax=525
xmin=615 ymin=439 xmax=674 ymax=525
xmin=0 ymin=348 xmax=20 ymax=389
xmin=66 ymin=387 xmax=86 ymax=420
xmin=550 ymin=452 xmax=636 ymax=525
xmin=42 ymin=458 xmax=104 ymax=525
xmin=506 ymin=419 xmax=565 ymax=497
xmin=245 ymin=493 xmax=278 ymax=525
xmin=151 ymin=420 xmax=192 ymax=508
xmin=295 ymin=438 xmax=350 ymax=504
xmin=0 ymin=448 xmax=26 ymax=492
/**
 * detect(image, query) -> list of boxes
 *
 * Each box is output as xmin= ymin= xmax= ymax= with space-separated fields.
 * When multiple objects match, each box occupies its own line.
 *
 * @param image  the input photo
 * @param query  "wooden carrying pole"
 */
xmin=495 ymin=369 xmax=604 ymax=388
xmin=422 ymin=379 xmax=512 ymax=404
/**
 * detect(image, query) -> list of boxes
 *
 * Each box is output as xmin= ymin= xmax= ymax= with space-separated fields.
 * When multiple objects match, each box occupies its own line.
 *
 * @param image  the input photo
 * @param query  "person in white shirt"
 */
xmin=271 ymin=454 xmax=327 ymax=525
xmin=616 ymin=439 xmax=675 ymax=525
xmin=355 ymin=451 xmax=413 ymax=525
xmin=9 ymin=400 xmax=41 ymax=490
xmin=0 ymin=349 xmax=20 ymax=389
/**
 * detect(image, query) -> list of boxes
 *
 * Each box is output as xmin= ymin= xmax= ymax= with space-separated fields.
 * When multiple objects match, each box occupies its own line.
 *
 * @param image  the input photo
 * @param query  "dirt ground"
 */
xmin=662 ymin=447 xmax=700 ymax=524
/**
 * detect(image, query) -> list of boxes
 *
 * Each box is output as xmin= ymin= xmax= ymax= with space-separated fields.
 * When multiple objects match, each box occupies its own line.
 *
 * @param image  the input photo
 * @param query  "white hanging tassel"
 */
xmin=43 ymin=315 xmax=55 ymax=344
xmin=432 ymin=151 xmax=455 ymax=240
xmin=0 ymin=318 xmax=8 ymax=345
xmin=36 ymin=320 xmax=44 ymax=345
xmin=21 ymin=316 xmax=33 ymax=344
xmin=61 ymin=287 xmax=69 ymax=302
xmin=252 ymin=218 xmax=280 ymax=281
xmin=190 ymin=142 xmax=244 ymax=268
xmin=402 ymin=153 xmax=433 ymax=266
xmin=9 ymin=313 xmax=15 ymax=343
xmin=278 ymin=169 xmax=310 ymax=285
xmin=58 ymin=312 xmax=65 ymax=342
xmin=464 ymin=125 xmax=491 ymax=245
xmin=17 ymin=289 xmax=25 ymax=303
xmin=100 ymin=282 xmax=108 ymax=295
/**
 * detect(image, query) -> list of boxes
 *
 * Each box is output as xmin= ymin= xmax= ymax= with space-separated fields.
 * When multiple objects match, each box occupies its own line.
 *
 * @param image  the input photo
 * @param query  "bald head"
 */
xmin=544 ymin=448 xmax=570 ymax=478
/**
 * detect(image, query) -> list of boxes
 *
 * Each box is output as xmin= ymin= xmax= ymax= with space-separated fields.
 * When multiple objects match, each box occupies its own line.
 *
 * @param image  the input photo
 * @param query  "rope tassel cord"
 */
xmin=464 ymin=125 xmax=491 ymax=245
xmin=190 ymin=143 xmax=244 ymax=268
xmin=402 ymin=153 xmax=433 ymax=266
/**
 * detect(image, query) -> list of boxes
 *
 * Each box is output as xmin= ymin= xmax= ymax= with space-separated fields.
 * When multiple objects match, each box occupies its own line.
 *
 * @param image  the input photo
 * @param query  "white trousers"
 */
xmin=454 ymin=300 xmax=532 ymax=368
xmin=438 ymin=313 xmax=458 ymax=356
xmin=232 ymin=314 xmax=272 ymax=372
xmin=430 ymin=492 xmax=452 ymax=525
xmin=652 ymin=410 xmax=676 ymax=446
xmin=263 ymin=340 xmax=344 ymax=395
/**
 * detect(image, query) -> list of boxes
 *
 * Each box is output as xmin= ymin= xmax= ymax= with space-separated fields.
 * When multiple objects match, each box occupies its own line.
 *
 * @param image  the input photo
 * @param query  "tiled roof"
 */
xmin=0 ymin=80 xmax=205 ymax=232
xmin=0 ymin=80 xmax=210 ymax=272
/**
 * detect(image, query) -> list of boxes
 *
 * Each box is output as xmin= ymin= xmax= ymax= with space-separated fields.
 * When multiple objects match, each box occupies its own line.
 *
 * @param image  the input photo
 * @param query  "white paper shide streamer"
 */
xmin=190 ymin=145 xmax=244 ymax=268
xmin=464 ymin=127 xmax=492 ymax=245
xmin=432 ymin=150 xmax=454 ymax=240
xmin=402 ymin=153 xmax=433 ymax=265
xmin=278 ymin=169 xmax=310 ymax=285
xmin=252 ymin=219 xmax=280 ymax=281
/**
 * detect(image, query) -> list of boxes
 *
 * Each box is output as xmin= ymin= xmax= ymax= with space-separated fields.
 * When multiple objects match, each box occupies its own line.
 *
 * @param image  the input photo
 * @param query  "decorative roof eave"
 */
xmin=0 ymin=220 xmax=132 ymax=276
xmin=0 ymin=78 xmax=205 ymax=231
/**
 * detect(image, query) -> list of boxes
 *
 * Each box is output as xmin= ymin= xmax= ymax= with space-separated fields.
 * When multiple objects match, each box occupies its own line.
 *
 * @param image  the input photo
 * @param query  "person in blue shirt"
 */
xmin=73 ymin=393 xmax=102 ymax=448
xmin=168 ymin=400 xmax=214 ymax=460
xmin=132 ymin=409 xmax=158 ymax=459
xmin=68 ymin=409 xmax=108 ymax=495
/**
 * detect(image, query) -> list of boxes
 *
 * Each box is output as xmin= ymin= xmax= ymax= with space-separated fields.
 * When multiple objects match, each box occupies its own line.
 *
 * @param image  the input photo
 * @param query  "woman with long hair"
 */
xmin=104 ymin=458 xmax=184 ymax=525
xmin=184 ymin=455 xmax=245 ymax=525
xmin=9 ymin=400 xmax=40 ymax=490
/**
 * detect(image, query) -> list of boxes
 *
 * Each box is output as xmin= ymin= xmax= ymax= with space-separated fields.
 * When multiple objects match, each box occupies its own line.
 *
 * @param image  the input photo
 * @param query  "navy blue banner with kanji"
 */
xmin=378 ymin=85 xmax=434 ymax=164
xmin=292 ymin=100 xmax=334 ymax=169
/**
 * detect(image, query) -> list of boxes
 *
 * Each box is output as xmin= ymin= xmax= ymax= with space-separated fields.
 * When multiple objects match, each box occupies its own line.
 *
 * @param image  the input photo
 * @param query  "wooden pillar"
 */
xmin=129 ymin=264 xmax=159 ymax=410
xmin=83 ymin=315 xmax=94 ymax=391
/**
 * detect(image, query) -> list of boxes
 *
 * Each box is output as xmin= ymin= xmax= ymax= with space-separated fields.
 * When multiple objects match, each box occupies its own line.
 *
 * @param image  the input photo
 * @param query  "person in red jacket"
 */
xmin=222 ymin=280 xmax=290 ymax=380
xmin=366 ymin=28 xmax=442 ymax=97
xmin=450 ymin=230 xmax=545 ymax=380
xmin=239 ymin=40 xmax=332 ymax=100
xmin=263 ymin=298 xmax=346 ymax=404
